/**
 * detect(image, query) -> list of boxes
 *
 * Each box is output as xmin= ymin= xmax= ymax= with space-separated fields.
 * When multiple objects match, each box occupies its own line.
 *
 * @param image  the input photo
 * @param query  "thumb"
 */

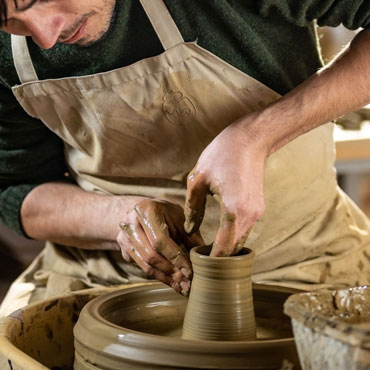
xmin=184 ymin=170 xmax=207 ymax=235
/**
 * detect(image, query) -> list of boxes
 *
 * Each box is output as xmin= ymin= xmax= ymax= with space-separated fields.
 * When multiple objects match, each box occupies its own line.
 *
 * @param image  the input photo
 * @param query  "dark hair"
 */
xmin=0 ymin=0 xmax=19 ymax=28
xmin=0 ymin=1 xmax=7 ymax=27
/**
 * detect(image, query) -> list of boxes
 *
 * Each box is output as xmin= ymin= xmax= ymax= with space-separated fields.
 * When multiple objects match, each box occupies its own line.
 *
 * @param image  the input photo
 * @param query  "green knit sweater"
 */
xmin=0 ymin=0 xmax=369 ymax=235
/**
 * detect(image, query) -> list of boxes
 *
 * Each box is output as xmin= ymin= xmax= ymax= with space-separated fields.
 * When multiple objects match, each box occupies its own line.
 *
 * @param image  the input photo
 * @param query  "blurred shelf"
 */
xmin=334 ymin=122 xmax=370 ymax=209
xmin=335 ymin=122 xmax=370 ymax=164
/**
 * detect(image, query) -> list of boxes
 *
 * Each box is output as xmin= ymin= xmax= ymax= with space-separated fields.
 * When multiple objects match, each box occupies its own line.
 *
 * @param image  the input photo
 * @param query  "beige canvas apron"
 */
xmin=2 ymin=0 xmax=370 ymax=317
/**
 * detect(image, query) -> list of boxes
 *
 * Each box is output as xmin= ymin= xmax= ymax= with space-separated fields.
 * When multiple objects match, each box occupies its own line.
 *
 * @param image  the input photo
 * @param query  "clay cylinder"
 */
xmin=182 ymin=245 xmax=256 ymax=341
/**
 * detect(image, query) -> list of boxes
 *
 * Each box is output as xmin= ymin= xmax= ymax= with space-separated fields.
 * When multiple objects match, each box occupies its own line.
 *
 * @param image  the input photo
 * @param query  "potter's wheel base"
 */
xmin=74 ymin=283 xmax=301 ymax=369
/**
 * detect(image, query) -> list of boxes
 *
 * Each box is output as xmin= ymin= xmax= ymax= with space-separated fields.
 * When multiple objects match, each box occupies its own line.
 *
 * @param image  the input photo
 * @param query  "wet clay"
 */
xmin=74 ymin=283 xmax=301 ymax=369
xmin=182 ymin=245 xmax=256 ymax=341
xmin=104 ymin=291 xmax=291 ymax=340
xmin=284 ymin=286 xmax=370 ymax=370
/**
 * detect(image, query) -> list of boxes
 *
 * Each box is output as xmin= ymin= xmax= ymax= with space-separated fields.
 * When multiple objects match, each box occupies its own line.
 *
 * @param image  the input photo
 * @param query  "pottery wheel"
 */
xmin=74 ymin=283 xmax=301 ymax=369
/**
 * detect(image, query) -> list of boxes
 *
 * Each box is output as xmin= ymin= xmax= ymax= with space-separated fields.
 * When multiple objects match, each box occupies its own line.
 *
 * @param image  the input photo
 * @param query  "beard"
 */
xmin=59 ymin=0 xmax=117 ymax=47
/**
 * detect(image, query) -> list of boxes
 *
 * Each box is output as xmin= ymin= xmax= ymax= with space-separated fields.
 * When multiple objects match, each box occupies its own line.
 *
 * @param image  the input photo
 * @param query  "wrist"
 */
xmin=102 ymin=194 xmax=146 ymax=241
xmin=236 ymin=110 xmax=274 ymax=158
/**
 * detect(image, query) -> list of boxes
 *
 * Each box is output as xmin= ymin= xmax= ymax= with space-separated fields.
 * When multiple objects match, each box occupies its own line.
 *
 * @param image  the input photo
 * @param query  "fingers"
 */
xmin=119 ymin=222 xmax=173 ymax=275
xmin=134 ymin=203 xmax=193 ymax=280
xmin=117 ymin=230 xmax=133 ymax=262
xmin=233 ymin=227 xmax=252 ymax=255
xmin=163 ymin=210 xmax=204 ymax=277
xmin=211 ymin=211 xmax=237 ymax=257
xmin=168 ymin=208 xmax=205 ymax=250
xmin=184 ymin=169 xmax=208 ymax=235
xmin=119 ymin=222 xmax=187 ymax=294
xmin=163 ymin=207 xmax=203 ymax=248
xmin=120 ymin=226 xmax=172 ymax=286
xmin=211 ymin=209 xmax=254 ymax=257
xmin=118 ymin=198 xmax=205 ymax=296
xmin=182 ymin=231 xmax=204 ymax=251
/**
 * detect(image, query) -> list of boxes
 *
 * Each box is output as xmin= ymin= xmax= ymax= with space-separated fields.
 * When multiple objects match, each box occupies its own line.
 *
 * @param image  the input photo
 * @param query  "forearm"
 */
xmin=245 ymin=28 xmax=370 ymax=156
xmin=20 ymin=181 xmax=142 ymax=249
xmin=21 ymin=181 xmax=195 ymax=294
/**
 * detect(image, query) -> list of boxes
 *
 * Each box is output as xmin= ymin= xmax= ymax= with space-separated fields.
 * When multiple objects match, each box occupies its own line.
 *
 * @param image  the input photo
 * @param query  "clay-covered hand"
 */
xmin=184 ymin=117 xmax=266 ymax=257
xmin=117 ymin=198 xmax=204 ymax=296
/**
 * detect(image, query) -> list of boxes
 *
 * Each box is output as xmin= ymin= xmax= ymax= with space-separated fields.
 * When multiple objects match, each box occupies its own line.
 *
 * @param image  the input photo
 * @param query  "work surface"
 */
xmin=335 ymin=122 xmax=370 ymax=162
xmin=334 ymin=122 xmax=370 ymax=211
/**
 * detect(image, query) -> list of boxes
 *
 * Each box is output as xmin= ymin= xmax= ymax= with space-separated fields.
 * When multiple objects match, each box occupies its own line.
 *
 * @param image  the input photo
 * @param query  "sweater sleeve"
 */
xmin=0 ymin=81 xmax=67 ymax=236
xmin=256 ymin=0 xmax=370 ymax=29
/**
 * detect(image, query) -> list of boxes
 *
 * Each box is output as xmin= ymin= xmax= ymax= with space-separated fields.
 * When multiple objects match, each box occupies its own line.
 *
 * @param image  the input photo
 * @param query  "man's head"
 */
xmin=0 ymin=0 xmax=116 ymax=49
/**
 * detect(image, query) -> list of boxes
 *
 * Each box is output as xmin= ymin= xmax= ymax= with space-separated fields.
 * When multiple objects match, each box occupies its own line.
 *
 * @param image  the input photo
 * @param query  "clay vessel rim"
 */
xmin=190 ymin=245 xmax=254 ymax=262
xmin=284 ymin=285 xmax=370 ymax=345
xmin=76 ymin=283 xmax=296 ymax=351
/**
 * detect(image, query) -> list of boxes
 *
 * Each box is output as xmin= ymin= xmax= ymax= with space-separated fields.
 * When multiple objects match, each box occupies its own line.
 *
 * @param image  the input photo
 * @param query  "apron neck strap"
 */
xmin=11 ymin=35 xmax=39 ymax=84
xmin=139 ymin=0 xmax=184 ymax=50
xmin=10 ymin=0 xmax=182 ymax=84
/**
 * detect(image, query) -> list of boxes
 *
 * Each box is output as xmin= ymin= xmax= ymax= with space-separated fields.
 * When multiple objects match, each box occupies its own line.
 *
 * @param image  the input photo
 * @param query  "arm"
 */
xmin=21 ymin=182 xmax=200 ymax=294
xmin=20 ymin=181 xmax=128 ymax=250
xmin=261 ymin=29 xmax=370 ymax=154
xmin=184 ymin=28 xmax=370 ymax=256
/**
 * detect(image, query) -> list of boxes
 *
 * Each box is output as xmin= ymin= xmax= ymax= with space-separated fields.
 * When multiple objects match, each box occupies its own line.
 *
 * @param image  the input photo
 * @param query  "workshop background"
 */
xmin=1 ymin=26 xmax=370 ymax=302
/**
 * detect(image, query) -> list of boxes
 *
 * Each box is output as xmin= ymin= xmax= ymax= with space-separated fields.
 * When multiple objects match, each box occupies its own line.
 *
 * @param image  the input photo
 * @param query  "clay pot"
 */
xmin=182 ymin=245 xmax=256 ymax=341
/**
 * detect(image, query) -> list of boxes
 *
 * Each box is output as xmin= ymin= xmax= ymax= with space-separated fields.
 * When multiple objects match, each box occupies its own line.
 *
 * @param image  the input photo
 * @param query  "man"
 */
xmin=1 ymin=0 xmax=370 ymax=316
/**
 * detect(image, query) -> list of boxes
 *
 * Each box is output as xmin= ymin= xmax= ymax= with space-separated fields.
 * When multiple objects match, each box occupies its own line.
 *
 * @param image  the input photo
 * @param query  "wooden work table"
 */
xmin=334 ymin=122 xmax=370 ymax=207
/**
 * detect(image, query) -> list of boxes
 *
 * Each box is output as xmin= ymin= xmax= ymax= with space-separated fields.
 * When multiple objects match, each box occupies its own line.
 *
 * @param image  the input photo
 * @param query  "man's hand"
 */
xmin=20 ymin=183 xmax=203 ymax=295
xmin=184 ymin=116 xmax=266 ymax=257
xmin=185 ymin=28 xmax=370 ymax=256
xmin=118 ymin=199 xmax=203 ymax=295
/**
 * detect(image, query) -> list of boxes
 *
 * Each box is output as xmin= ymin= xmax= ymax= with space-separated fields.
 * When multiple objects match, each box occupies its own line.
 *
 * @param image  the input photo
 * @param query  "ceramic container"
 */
xmin=182 ymin=245 xmax=256 ymax=341
xmin=284 ymin=286 xmax=370 ymax=370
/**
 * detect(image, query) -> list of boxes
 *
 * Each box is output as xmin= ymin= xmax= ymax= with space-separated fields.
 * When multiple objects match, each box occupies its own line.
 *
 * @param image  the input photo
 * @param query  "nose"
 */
xmin=26 ymin=14 xmax=66 ymax=49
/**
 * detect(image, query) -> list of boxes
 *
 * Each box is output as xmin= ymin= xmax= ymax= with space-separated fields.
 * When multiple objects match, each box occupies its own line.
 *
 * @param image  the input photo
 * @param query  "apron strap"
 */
xmin=10 ymin=1 xmax=181 ymax=83
xmin=139 ymin=0 xmax=184 ymax=50
xmin=11 ymin=35 xmax=39 ymax=83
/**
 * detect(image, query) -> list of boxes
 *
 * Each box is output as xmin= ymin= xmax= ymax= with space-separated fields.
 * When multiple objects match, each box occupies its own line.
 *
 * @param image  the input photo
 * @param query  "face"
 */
xmin=1 ymin=0 xmax=116 ymax=49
